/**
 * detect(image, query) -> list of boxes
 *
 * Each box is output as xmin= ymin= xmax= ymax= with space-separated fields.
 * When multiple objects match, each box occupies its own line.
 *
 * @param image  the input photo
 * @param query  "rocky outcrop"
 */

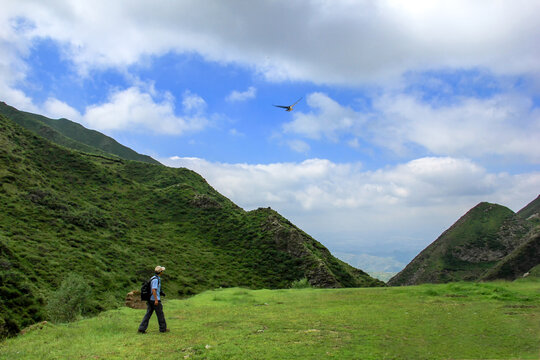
xmin=20 ymin=321 xmax=49 ymax=335
xmin=125 ymin=291 xmax=147 ymax=309
xmin=481 ymin=229 xmax=540 ymax=281
xmin=259 ymin=209 xmax=384 ymax=288
xmin=263 ymin=213 xmax=341 ymax=288
xmin=191 ymin=194 xmax=222 ymax=209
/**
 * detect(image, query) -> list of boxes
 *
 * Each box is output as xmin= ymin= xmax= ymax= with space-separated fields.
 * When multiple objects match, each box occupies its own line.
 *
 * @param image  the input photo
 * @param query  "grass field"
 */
xmin=1 ymin=280 xmax=539 ymax=359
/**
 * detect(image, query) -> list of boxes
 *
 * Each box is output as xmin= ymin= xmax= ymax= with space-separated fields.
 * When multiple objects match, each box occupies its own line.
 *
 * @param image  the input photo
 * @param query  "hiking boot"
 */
xmin=137 ymin=330 xmax=146 ymax=334
xmin=160 ymin=329 xmax=170 ymax=333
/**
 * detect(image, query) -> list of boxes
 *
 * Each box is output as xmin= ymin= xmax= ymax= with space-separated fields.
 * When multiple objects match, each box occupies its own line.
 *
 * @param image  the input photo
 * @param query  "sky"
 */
xmin=1 ymin=0 xmax=539 ymax=271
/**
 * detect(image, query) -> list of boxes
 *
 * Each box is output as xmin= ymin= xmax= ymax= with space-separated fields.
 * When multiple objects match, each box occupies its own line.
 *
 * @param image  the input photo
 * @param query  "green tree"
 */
xmin=47 ymin=274 xmax=92 ymax=323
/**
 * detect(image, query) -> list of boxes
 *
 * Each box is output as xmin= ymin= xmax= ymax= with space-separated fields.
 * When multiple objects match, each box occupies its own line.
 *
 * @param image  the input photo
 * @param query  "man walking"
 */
xmin=138 ymin=265 xmax=169 ymax=333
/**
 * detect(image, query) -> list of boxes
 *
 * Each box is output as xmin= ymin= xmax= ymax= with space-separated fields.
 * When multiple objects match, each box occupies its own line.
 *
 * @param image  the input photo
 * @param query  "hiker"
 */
xmin=138 ymin=265 xmax=169 ymax=333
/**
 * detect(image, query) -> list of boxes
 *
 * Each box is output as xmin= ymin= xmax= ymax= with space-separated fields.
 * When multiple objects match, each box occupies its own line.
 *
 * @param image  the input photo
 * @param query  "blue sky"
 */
xmin=1 ymin=1 xmax=539 ymax=271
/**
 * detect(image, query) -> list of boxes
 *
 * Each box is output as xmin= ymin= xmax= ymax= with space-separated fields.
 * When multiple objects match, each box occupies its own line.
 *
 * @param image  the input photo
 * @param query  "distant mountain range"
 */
xmin=334 ymin=252 xmax=406 ymax=273
xmin=389 ymin=196 xmax=540 ymax=286
xmin=0 ymin=103 xmax=382 ymax=338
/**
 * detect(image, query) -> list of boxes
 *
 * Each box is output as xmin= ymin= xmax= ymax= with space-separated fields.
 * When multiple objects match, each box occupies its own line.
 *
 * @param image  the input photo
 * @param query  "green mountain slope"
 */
xmin=388 ymin=202 xmax=534 ymax=286
xmin=527 ymin=263 xmax=540 ymax=278
xmin=480 ymin=196 xmax=540 ymax=280
xmin=0 ymin=102 xmax=160 ymax=165
xmin=517 ymin=195 xmax=540 ymax=224
xmin=480 ymin=228 xmax=540 ymax=281
xmin=0 ymin=114 xmax=382 ymax=338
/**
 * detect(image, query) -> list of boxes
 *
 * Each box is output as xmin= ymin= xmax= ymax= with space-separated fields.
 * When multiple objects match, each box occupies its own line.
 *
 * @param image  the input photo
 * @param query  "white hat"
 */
xmin=155 ymin=265 xmax=166 ymax=273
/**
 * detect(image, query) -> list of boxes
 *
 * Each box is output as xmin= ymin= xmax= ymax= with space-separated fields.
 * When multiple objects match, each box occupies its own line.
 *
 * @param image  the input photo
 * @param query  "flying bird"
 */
xmin=273 ymin=97 xmax=302 ymax=111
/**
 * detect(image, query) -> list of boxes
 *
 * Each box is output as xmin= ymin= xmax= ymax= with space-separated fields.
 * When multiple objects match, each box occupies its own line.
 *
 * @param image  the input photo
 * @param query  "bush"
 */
xmin=47 ymin=274 xmax=92 ymax=323
xmin=290 ymin=278 xmax=312 ymax=289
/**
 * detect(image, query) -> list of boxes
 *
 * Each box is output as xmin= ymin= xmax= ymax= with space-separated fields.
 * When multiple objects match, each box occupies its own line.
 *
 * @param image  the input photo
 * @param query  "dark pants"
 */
xmin=138 ymin=301 xmax=167 ymax=332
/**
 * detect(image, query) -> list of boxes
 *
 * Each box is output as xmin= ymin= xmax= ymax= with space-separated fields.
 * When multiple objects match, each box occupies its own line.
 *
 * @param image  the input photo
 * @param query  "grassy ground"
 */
xmin=1 ymin=280 xmax=539 ymax=359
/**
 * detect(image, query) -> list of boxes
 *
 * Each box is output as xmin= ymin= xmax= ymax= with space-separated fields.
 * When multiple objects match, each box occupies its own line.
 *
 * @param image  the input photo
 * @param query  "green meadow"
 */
xmin=1 ymin=279 xmax=538 ymax=359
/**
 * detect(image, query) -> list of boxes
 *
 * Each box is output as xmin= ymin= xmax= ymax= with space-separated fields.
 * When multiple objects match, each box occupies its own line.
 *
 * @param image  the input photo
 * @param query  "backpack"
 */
xmin=140 ymin=275 xmax=159 ymax=301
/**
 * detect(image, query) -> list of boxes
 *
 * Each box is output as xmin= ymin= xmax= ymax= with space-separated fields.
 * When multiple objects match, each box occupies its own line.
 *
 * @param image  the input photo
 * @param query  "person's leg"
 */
xmin=138 ymin=301 xmax=154 ymax=332
xmin=155 ymin=301 xmax=167 ymax=332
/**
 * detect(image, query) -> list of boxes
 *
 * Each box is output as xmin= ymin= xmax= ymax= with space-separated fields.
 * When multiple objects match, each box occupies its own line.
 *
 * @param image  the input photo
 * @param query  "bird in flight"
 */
xmin=273 ymin=97 xmax=302 ymax=111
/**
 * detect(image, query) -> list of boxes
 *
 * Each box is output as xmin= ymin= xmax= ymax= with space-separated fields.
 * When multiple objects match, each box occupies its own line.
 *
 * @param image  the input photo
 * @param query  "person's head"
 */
xmin=155 ymin=265 xmax=165 ymax=275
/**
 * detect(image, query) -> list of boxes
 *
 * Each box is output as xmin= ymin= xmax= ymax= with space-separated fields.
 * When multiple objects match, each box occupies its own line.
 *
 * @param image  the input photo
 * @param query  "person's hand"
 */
xmin=154 ymin=299 xmax=159 ymax=306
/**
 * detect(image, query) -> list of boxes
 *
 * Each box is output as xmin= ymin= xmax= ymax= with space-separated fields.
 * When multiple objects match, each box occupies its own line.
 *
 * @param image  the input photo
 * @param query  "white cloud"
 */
xmin=163 ymin=156 xmax=537 ymax=213
xmin=162 ymin=155 xmax=540 ymax=260
xmin=82 ymin=87 xmax=210 ymax=134
xmin=43 ymin=98 xmax=81 ymax=120
xmin=371 ymin=93 xmax=540 ymax=161
xmin=2 ymin=0 xmax=539 ymax=85
xmin=287 ymin=139 xmax=310 ymax=153
xmin=284 ymin=92 xmax=361 ymax=141
xmin=0 ymin=13 xmax=37 ymax=111
xmin=348 ymin=138 xmax=360 ymax=149
xmin=226 ymin=86 xmax=257 ymax=102
xmin=181 ymin=90 xmax=206 ymax=114
xmin=284 ymin=92 xmax=540 ymax=162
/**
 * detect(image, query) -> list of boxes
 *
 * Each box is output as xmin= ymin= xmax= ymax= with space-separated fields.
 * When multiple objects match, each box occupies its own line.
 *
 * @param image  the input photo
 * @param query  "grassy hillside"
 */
xmin=1 ymin=281 xmax=538 ymax=359
xmin=388 ymin=202 xmax=534 ymax=286
xmin=528 ymin=264 xmax=540 ymax=277
xmin=0 ymin=114 xmax=382 ymax=338
xmin=0 ymin=102 xmax=160 ymax=165
xmin=481 ymin=228 xmax=540 ymax=281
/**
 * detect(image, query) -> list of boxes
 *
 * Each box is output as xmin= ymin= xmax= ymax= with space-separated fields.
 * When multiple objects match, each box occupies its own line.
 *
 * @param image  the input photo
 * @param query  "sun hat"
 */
xmin=155 ymin=265 xmax=166 ymax=273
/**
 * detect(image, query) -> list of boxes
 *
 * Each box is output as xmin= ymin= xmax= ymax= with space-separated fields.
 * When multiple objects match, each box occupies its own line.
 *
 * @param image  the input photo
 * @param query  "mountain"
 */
xmin=0 ymin=112 xmax=382 ymax=338
xmin=0 ymin=102 xmax=160 ymax=165
xmin=388 ymin=200 xmax=538 ymax=286
xmin=517 ymin=195 xmax=540 ymax=224
xmin=480 ymin=196 xmax=540 ymax=281
xmin=333 ymin=252 xmax=404 ymax=282
xmin=480 ymin=228 xmax=540 ymax=281
xmin=527 ymin=263 xmax=540 ymax=278
xmin=333 ymin=252 xmax=406 ymax=273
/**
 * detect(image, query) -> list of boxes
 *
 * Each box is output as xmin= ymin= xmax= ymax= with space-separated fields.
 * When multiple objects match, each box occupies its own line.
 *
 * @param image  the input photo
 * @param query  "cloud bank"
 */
xmin=163 ymin=155 xmax=539 ymax=257
xmin=2 ymin=0 xmax=539 ymax=85
xmin=284 ymin=91 xmax=540 ymax=162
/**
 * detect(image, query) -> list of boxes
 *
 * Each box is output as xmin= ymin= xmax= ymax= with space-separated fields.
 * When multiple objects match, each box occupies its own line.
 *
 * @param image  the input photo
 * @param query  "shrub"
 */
xmin=290 ymin=278 xmax=312 ymax=289
xmin=46 ymin=274 xmax=92 ymax=323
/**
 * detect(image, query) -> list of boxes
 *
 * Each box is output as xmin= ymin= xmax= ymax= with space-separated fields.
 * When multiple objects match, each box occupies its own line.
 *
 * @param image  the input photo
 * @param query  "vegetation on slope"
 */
xmin=388 ymin=202 xmax=535 ymax=286
xmin=0 ymin=114 xmax=381 ymax=338
xmin=0 ymin=102 xmax=160 ymax=165
xmin=1 ymin=280 xmax=538 ymax=359
xmin=481 ymin=228 xmax=540 ymax=281
xmin=517 ymin=195 xmax=540 ymax=225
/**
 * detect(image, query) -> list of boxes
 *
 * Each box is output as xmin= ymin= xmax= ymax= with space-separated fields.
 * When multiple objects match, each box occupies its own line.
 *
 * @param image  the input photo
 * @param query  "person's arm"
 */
xmin=152 ymin=288 xmax=158 ymax=306
xmin=151 ymin=277 xmax=159 ymax=305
